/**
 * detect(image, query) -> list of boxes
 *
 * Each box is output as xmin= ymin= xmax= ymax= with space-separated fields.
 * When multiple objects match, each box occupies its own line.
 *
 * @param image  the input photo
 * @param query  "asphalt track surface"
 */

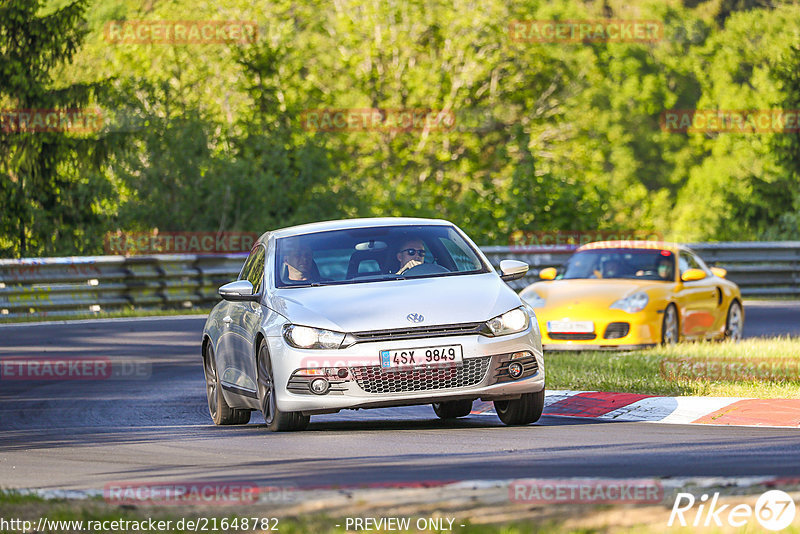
xmin=1 ymin=301 xmax=799 ymax=491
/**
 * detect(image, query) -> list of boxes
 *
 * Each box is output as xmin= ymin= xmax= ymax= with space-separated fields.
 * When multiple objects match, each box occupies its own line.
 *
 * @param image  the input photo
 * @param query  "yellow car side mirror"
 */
xmin=711 ymin=267 xmax=727 ymax=279
xmin=681 ymin=268 xmax=707 ymax=282
xmin=539 ymin=267 xmax=557 ymax=280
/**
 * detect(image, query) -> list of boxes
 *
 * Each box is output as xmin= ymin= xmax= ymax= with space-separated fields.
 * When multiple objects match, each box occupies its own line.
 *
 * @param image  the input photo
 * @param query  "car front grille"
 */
xmin=548 ymin=333 xmax=597 ymax=340
xmin=349 ymin=322 xmax=487 ymax=345
xmin=603 ymin=322 xmax=630 ymax=339
xmin=351 ymin=356 xmax=491 ymax=394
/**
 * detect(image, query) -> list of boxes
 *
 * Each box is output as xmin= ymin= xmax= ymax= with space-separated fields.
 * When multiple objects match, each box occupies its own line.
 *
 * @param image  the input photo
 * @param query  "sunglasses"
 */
xmin=401 ymin=248 xmax=426 ymax=257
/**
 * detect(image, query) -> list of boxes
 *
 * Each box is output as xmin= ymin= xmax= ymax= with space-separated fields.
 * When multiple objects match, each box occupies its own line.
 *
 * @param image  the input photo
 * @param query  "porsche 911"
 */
xmin=519 ymin=241 xmax=743 ymax=350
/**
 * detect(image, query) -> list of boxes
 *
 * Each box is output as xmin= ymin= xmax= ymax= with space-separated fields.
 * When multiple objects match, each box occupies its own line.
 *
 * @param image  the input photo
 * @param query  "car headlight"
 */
xmin=283 ymin=324 xmax=346 ymax=349
xmin=485 ymin=306 xmax=530 ymax=336
xmin=610 ymin=292 xmax=649 ymax=313
xmin=520 ymin=290 xmax=545 ymax=308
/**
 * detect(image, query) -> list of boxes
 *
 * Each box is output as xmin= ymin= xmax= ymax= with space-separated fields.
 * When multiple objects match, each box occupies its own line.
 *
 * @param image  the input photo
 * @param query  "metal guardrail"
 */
xmin=1 ymin=242 xmax=798 ymax=319
xmin=0 ymin=254 xmax=247 ymax=319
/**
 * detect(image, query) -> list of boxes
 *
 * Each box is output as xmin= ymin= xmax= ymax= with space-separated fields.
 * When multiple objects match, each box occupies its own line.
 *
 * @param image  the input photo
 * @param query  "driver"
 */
xmin=283 ymin=243 xmax=317 ymax=282
xmin=657 ymin=256 xmax=674 ymax=281
xmin=395 ymin=238 xmax=426 ymax=275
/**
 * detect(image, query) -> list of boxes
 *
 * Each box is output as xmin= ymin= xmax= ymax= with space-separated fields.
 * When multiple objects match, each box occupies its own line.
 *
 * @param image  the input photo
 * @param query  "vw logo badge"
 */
xmin=406 ymin=313 xmax=424 ymax=323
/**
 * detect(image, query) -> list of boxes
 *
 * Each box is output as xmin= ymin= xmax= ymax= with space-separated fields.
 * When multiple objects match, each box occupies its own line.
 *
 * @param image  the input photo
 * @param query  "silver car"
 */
xmin=201 ymin=218 xmax=545 ymax=431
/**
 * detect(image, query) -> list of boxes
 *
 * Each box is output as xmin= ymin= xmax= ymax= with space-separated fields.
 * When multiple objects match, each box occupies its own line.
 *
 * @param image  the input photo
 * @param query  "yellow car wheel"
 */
xmin=662 ymin=304 xmax=679 ymax=345
xmin=725 ymin=300 xmax=744 ymax=341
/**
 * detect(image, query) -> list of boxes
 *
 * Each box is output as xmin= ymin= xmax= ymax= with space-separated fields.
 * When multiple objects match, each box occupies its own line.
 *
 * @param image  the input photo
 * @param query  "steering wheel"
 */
xmin=402 ymin=263 xmax=450 ymax=276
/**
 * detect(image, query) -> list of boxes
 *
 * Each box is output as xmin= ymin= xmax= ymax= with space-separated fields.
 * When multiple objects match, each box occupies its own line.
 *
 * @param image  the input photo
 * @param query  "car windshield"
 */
xmin=559 ymin=248 xmax=676 ymax=281
xmin=274 ymin=224 xmax=489 ymax=288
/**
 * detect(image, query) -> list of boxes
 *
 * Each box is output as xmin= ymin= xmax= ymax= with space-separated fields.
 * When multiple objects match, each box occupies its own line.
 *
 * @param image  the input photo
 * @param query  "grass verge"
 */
xmin=546 ymin=337 xmax=800 ymax=398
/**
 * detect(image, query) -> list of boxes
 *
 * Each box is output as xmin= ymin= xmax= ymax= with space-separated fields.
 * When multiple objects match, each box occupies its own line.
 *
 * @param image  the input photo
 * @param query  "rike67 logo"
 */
xmin=668 ymin=490 xmax=797 ymax=531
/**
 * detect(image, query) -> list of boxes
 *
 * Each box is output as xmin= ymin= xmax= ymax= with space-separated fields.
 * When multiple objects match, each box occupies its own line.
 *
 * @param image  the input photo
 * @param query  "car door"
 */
xmin=217 ymin=244 xmax=264 ymax=397
xmin=692 ymin=252 xmax=727 ymax=336
xmin=675 ymin=250 xmax=718 ymax=337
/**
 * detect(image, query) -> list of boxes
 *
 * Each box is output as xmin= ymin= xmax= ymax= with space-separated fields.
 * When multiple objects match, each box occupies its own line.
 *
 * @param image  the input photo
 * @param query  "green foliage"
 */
xmin=3 ymin=0 xmax=800 ymax=257
xmin=769 ymin=43 xmax=800 ymax=239
xmin=0 ymin=0 xmax=122 ymax=257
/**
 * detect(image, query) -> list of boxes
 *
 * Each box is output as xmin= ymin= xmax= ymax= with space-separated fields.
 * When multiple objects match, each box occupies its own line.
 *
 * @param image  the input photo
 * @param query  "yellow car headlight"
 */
xmin=610 ymin=292 xmax=649 ymax=313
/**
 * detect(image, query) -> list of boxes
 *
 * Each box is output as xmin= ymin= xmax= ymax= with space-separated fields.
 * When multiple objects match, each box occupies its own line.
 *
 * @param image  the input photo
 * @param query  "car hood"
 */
xmin=521 ymin=279 xmax=670 ymax=309
xmin=269 ymin=272 xmax=520 ymax=332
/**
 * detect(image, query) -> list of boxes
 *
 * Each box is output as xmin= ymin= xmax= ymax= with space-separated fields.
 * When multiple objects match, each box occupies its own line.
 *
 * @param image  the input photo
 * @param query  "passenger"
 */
xmin=602 ymin=258 xmax=623 ymax=278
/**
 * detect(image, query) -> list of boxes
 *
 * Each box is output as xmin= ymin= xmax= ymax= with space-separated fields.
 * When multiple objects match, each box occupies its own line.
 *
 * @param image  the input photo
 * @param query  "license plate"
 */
xmin=547 ymin=320 xmax=594 ymax=333
xmin=380 ymin=345 xmax=463 ymax=370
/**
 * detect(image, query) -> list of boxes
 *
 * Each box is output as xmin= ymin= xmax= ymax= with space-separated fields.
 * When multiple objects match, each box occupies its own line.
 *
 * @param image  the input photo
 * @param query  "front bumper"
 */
xmin=265 ymin=327 xmax=544 ymax=415
xmin=536 ymin=306 xmax=663 ymax=350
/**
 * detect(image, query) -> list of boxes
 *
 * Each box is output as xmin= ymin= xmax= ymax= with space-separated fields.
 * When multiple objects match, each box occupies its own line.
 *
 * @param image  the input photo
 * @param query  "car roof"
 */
xmin=576 ymin=240 xmax=687 ymax=253
xmin=258 ymin=217 xmax=453 ymax=243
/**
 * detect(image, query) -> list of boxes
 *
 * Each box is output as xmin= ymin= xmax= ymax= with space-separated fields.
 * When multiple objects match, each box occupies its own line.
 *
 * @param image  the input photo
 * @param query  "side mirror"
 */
xmin=499 ymin=259 xmax=529 ymax=282
xmin=219 ymin=280 xmax=260 ymax=302
xmin=538 ymin=267 xmax=557 ymax=280
xmin=681 ymin=268 xmax=707 ymax=282
xmin=711 ymin=267 xmax=727 ymax=279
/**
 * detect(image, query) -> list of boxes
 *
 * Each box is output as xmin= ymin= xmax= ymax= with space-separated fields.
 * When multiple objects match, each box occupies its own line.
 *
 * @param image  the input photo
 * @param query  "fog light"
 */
xmin=508 ymin=361 xmax=524 ymax=379
xmin=309 ymin=378 xmax=330 ymax=395
xmin=337 ymin=368 xmax=348 ymax=379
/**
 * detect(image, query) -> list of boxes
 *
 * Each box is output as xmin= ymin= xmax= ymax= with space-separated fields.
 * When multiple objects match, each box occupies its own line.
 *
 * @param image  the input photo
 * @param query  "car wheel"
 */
xmin=432 ymin=400 xmax=473 ymax=419
xmin=203 ymin=344 xmax=251 ymax=425
xmin=661 ymin=304 xmax=679 ymax=345
xmin=257 ymin=341 xmax=310 ymax=432
xmin=494 ymin=389 xmax=545 ymax=426
xmin=724 ymin=300 xmax=743 ymax=341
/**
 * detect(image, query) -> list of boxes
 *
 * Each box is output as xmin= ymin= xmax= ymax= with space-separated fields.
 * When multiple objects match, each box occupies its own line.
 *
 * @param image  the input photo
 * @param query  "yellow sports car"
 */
xmin=519 ymin=241 xmax=743 ymax=349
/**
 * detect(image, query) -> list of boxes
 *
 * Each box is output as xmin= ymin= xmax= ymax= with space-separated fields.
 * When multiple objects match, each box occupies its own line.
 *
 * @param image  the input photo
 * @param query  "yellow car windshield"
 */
xmin=561 ymin=249 xmax=675 ymax=281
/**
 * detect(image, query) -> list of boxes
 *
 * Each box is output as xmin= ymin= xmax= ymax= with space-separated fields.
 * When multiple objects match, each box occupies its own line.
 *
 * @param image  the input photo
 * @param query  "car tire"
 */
xmin=257 ymin=341 xmax=310 ymax=432
xmin=432 ymin=400 xmax=473 ymax=419
xmin=494 ymin=389 xmax=545 ymax=426
xmin=724 ymin=300 xmax=744 ymax=341
xmin=203 ymin=344 xmax=251 ymax=425
xmin=661 ymin=304 xmax=679 ymax=345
